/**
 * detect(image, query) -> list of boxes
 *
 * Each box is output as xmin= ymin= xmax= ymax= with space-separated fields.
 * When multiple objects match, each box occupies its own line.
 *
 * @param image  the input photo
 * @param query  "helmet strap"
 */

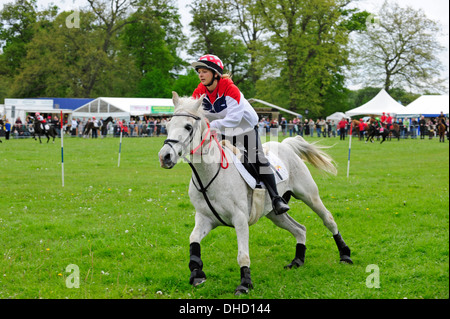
xmin=204 ymin=74 xmax=219 ymax=87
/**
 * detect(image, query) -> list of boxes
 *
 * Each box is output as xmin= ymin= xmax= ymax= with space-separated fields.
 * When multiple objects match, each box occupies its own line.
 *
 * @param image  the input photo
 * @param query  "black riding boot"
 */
xmin=260 ymin=171 xmax=290 ymax=215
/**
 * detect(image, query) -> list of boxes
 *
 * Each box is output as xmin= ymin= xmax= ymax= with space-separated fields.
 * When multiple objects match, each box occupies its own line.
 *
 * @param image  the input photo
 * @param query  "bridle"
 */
xmin=163 ymin=113 xmax=228 ymax=168
xmin=163 ymin=113 xmax=202 ymax=154
xmin=162 ymin=113 xmax=231 ymax=227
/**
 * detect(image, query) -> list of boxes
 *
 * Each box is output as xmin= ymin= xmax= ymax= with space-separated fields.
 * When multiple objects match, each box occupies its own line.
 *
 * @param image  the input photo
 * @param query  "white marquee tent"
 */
xmin=72 ymin=97 xmax=174 ymax=120
xmin=326 ymin=112 xmax=349 ymax=122
xmin=395 ymin=95 xmax=449 ymax=117
xmin=345 ymin=89 xmax=406 ymax=117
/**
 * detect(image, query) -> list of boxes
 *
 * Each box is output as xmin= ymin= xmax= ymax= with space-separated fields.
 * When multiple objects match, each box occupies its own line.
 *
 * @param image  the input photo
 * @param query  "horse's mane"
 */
xmin=174 ymin=96 xmax=205 ymax=119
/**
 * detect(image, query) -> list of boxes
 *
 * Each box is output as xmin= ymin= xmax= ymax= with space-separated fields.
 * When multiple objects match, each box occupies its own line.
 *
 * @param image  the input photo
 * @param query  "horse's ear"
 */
xmin=196 ymin=94 xmax=205 ymax=111
xmin=172 ymin=91 xmax=180 ymax=108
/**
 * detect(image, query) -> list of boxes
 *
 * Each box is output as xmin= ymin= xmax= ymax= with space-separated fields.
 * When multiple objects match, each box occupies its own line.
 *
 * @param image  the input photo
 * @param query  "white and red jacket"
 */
xmin=192 ymin=78 xmax=258 ymax=135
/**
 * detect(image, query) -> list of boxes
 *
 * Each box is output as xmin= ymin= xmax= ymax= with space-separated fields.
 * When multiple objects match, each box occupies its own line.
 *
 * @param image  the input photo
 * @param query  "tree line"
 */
xmin=0 ymin=0 xmax=445 ymax=118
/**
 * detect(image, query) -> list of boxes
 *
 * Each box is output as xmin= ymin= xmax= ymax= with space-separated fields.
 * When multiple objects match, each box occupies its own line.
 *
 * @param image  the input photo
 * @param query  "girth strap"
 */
xmin=183 ymin=155 xmax=232 ymax=227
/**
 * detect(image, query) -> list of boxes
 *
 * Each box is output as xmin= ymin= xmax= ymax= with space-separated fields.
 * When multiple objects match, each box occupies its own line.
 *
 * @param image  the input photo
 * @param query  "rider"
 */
xmin=374 ymin=117 xmax=382 ymax=131
xmin=191 ymin=54 xmax=290 ymax=215
xmin=437 ymin=111 xmax=448 ymax=130
xmin=92 ymin=116 xmax=99 ymax=138
xmin=35 ymin=112 xmax=46 ymax=130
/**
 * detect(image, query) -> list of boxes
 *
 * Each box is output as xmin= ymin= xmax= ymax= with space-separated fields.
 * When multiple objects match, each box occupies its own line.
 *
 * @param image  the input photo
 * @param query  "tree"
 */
xmin=256 ymin=0 xmax=356 ymax=116
xmin=172 ymin=68 xmax=200 ymax=97
xmin=188 ymin=0 xmax=248 ymax=87
xmin=121 ymin=0 xmax=186 ymax=97
xmin=226 ymin=0 xmax=265 ymax=96
xmin=0 ymin=0 xmax=38 ymax=74
xmin=10 ymin=8 xmax=140 ymax=98
xmin=351 ymin=1 xmax=446 ymax=93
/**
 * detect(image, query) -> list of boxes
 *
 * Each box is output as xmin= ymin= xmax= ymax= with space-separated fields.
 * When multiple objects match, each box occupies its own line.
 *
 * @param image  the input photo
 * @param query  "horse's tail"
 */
xmin=282 ymin=136 xmax=337 ymax=175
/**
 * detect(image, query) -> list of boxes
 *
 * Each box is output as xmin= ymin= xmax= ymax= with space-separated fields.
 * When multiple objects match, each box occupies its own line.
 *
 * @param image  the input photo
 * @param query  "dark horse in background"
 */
xmin=83 ymin=116 xmax=114 ymax=138
xmin=387 ymin=123 xmax=400 ymax=141
xmin=437 ymin=122 xmax=447 ymax=142
xmin=29 ymin=117 xmax=57 ymax=143
xmin=365 ymin=123 xmax=390 ymax=144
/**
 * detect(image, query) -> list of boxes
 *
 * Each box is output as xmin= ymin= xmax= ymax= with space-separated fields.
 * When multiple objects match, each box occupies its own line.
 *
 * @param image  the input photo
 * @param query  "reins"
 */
xmin=163 ymin=114 xmax=231 ymax=227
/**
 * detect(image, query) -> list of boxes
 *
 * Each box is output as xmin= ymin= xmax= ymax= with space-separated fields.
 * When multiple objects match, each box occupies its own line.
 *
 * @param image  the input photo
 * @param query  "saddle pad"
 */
xmin=225 ymin=148 xmax=289 ymax=189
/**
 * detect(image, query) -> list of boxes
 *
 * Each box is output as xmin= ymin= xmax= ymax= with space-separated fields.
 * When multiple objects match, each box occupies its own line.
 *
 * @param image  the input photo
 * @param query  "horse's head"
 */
xmin=158 ymin=91 xmax=206 ymax=169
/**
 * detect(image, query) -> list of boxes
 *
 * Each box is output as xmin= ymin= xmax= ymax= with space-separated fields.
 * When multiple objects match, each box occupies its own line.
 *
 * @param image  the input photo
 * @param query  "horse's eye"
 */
xmin=185 ymin=124 xmax=193 ymax=131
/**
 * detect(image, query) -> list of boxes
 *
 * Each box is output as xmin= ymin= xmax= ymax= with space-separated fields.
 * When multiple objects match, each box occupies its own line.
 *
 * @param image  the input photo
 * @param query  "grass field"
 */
xmin=0 ymin=134 xmax=448 ymax=299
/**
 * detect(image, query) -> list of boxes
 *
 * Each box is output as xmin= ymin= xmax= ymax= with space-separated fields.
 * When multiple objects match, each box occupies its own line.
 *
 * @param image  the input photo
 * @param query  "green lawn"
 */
xmin=0 ymin=135 xmax=448 ymax=299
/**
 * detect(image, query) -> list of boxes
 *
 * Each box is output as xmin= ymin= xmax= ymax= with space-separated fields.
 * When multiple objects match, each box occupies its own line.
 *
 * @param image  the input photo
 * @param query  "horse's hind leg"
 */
xmin=299 ymin=192 xmax=353 ymax=264
xmin=266 ymin=212 xmax=307 ymax=269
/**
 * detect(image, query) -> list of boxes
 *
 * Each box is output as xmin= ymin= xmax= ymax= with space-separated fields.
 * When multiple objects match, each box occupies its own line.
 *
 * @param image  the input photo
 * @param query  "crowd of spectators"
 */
xmin=1 ymin=113 xmax=448 ymax=140
xmin=256 ymin=114 xmax=449 ymax=140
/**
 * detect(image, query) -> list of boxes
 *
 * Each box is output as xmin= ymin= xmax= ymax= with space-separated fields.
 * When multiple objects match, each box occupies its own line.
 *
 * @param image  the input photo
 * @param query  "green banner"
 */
xmin=151 ymin=106 xmax=174 ymax=114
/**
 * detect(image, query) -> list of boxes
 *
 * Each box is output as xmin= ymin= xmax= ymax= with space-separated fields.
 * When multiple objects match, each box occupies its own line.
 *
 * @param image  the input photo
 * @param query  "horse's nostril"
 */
xmin=164 ymin=153 xmax=172 ymax=162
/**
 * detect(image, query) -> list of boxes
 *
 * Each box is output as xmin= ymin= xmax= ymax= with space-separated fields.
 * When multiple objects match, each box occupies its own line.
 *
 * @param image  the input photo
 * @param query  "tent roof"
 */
xmin=72 ymin=97 xmax=174 ymax=117
xmin=326 ymin=112 xmax=349 ymax=122
xmin=345 ymin=89 xmax=406 ymax=117
xmin=395 ymin=95 xmax=449 ymax=116
xmin=36 ymin=97 xmax=95 ymax=110
xmin=247 ymin=98 xmax=302 ymax=117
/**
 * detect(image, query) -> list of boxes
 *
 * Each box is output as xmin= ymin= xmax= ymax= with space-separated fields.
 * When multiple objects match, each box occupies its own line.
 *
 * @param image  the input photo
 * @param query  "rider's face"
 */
xmin=197 ymin=68 xmax=214 ymax=85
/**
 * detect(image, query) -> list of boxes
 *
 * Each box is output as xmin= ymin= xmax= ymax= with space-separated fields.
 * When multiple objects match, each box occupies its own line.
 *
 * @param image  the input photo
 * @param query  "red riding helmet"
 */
xmin=191 ymin=54 xmax=224 ymax=76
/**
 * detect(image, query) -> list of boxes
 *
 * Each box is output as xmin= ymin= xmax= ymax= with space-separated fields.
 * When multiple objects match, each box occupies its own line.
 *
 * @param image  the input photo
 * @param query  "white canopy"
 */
xmin=345 ymin=89 xmax=406 ymax=117
xmin=247 ymin=98 xmax=302 ymax=118
xmin=395 ymin=95 xmax=449 ymax=117
xmin=72 ymin=97 xmax=174 ymax=119
xmin=326 ymin=112 xmax=349 ymax=122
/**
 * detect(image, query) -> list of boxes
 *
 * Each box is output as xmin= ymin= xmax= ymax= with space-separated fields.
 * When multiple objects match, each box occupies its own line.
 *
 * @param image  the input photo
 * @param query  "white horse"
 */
xmin=158 ymin=92 xmax=352 ymax=295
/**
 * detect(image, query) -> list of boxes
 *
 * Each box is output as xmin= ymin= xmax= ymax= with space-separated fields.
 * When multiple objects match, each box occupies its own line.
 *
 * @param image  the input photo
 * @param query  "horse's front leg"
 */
xmin=234 ymin=213 xmax=253 ymax=295
xmin=189 ymin=213 xmax=215 ymax=286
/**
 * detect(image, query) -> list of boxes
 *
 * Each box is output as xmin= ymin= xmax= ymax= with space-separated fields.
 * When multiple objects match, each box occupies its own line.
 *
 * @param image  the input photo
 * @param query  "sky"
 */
xmin=1 ymin=0 xmax=448 ymax=91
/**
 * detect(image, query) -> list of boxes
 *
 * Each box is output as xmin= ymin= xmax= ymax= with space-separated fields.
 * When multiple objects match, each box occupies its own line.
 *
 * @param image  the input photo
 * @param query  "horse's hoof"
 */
xmin=191 ymin=277 xmax=206 ymax=287
xmin=189 ymin=269 xmax=206 ymax=287
xmin=340 ymin=255 xmax=353 ymax=264
xmin=234 ymin=283 xmax=253 ymax=295
xmin=284 ymin=257 xmax=304 ymax=269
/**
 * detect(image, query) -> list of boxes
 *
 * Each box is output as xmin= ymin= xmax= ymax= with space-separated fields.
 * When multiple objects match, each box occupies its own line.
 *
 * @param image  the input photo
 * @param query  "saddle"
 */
xmin=223 ymin=144 xmax=288 ymax=190
xmin=222 ymin=145 xmax=288 ymax=225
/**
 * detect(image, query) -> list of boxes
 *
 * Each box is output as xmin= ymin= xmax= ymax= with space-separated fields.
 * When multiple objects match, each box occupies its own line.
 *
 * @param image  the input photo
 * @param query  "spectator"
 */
xmin=419 ymin=115 xmax=426 ymax=139
xmin=381 ymin=112 xmax=387 ymax=127
xmin=270 ymin=118 xmax=278 ymax=137
xmin=92 ymin=116 xmax=99 ymax=138
xmin=156 ymin=119 xmax=161 ymax=137
xmin=331 ymin=120 xmax=337 ymax=137
xmin=338 ymin=117 xmax=348 ymax=140
xmin=316 ymin=118 xmax=326 ymax=137
xmin=358 ymin=118 xmax=367 ymax=141
xmin=308 ymin=119 xmax=315 ymax=137
xmin=71 ymin=118 xmax=78 ymax=136
xmin=411 ymin=118 xmax=418 ymax=139
xmin=386 ymin=113 xmax=393 ymax=128
xmin=280 ymin=117 xmax=287 ymax=136
xmin=5 ymin=119 xmax=11 ymax=140
xmin=403 ymin=117 xmax=410 ymax=139
xmin=303 ymin=119 xmax=309 ymax=136
xmin=288 ymin=120 xmax=294 ymax=136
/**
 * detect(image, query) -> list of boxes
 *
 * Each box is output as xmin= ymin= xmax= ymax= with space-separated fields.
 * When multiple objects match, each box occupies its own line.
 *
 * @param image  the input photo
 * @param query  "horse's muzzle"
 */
xmin=158 ymin=146 xmax=177 ymax=169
